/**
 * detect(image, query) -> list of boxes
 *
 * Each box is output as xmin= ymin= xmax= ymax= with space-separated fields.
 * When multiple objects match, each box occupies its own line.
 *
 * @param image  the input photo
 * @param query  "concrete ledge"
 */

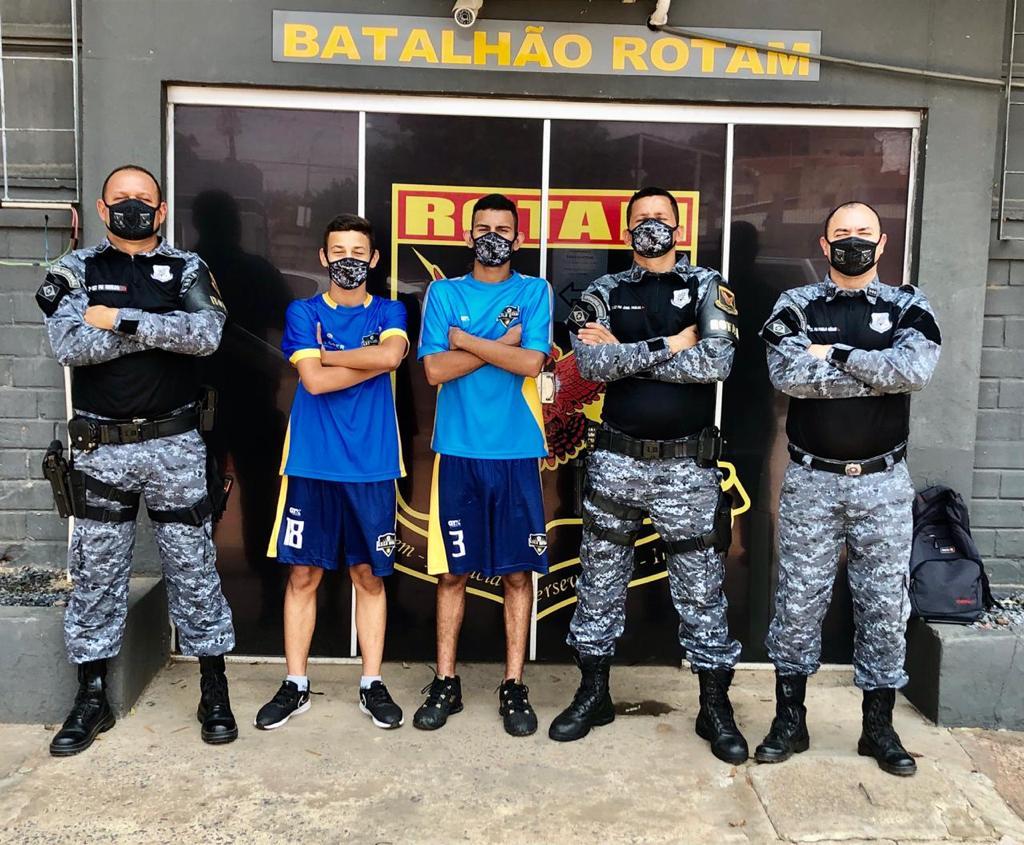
xmin=904 ymin=618 xmax=1024 ymax=730
xmin=0 ymin=577 xmax=170 ymax=723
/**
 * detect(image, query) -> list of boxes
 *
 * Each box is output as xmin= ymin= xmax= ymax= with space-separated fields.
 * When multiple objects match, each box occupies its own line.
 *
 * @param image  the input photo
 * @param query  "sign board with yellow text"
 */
xmin=273 ymin=11 xmax=821 ymax=81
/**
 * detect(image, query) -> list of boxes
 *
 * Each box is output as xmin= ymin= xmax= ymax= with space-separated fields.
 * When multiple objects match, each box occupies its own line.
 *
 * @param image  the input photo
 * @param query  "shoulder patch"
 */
xmin=35 ymin=271 xmax=72 ymax=317
xmin=715 ymin=284 xmax=738 ymax=316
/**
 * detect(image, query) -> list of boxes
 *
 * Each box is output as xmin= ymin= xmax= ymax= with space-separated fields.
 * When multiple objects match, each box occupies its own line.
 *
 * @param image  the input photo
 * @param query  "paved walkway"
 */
xmin=0 ymin=663 xmax=1021 ymax=844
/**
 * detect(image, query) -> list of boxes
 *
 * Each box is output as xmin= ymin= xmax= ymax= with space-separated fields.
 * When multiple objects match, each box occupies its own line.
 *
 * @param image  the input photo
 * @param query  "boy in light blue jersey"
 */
xmin=414 ymin=194 xmax=554 ymax=737
xmin=257 ymin=214 xmax=408 ymax=732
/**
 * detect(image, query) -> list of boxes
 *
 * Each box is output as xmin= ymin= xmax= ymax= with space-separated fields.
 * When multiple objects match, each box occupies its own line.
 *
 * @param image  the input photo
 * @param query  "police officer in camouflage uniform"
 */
xmin=755 ymin=201 xmax=941 ymax=777
xmin=36 ymin=165 xmax=237 ymax=756
xmin=549 ymin=187 xmax=747 ymax=764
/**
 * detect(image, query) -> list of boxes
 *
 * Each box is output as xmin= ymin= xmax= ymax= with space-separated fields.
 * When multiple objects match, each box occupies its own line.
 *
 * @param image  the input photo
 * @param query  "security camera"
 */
xmin=453 ymin=0 xmax=483 ymax=28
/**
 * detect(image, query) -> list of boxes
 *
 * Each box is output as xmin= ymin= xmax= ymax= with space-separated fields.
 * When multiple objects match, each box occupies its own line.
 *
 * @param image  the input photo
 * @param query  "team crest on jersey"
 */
xmin=151 ymin=265 xmax=173 ymax=283
xmin=671 ymin=288 xmax=691 ymax=309
xmin=715 ymin=285 xmax=738 ymax=315
xmin=376 ymin=532 xmax=397 ymax=556
xmin=497 ymin=305 xmax=520 ymax=328
xmin=869 ymin=312 xmax=892 ymax=333
xmin=528 ymin=533 xmax=548 ymax=555
xmin=362 ymin=332 xmax=381 ymax=347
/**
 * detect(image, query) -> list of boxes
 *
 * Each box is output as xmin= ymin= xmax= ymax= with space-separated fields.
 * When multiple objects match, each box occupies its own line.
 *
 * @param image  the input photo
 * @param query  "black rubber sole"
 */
xmin=197 ymin=709 xmax=239 ymax=744
xmin=548 ymin=710 xmax=615 ymax=742
xmin=754 ymin=736 xmax=810 ymax=764
xmin=49 ymin=711 xmax=116 ymax=757
xmin=412 ymin=701 xmax=464 ymax=731
xmin=857 ymin=740 xmax=917 ymax=776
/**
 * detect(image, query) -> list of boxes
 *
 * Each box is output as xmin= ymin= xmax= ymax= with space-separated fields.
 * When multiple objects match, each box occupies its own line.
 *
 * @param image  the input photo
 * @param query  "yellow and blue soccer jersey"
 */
xmin=280 ymin=292 xmax=407 ymax=482
xmin=417 ymin=271 xmax=553 ymax=459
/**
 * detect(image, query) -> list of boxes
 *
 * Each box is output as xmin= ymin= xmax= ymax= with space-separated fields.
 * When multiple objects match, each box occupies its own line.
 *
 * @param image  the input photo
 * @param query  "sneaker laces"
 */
xmin=269 ymin=681 xmax=303 ymax=709
xmin=499 ymin=681 xmax=532 ymax=714
xmin=420 ymin=674 xmax=452 ymax=707
xmin=362 ymin=682 xmax=394 ymax=709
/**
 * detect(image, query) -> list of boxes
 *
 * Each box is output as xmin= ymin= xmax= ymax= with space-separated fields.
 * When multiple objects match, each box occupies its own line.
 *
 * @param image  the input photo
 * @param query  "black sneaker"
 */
xmin=359 ymin=681 xmax=404 ymax=729
xmin=254 ymin=681 xmax=311 ymax=730
xmin=413 ymin=674 xmax=463 ymax=730
xmin=499 ymin=679 xmax=538 ymax=737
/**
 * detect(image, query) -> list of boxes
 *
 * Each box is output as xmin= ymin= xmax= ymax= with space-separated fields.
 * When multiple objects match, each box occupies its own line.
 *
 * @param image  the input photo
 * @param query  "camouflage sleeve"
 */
xmin=827 ymin=288 xmax=941 ymax=394
xmin=113 ymin=258 xmax=227 ymax=357
xmin=761 ymin=295 xmax=880 ymax=399
xmin=647 ymin=272 xmax=736 ymax=383
xmin=39 ymin=264 xmax=147 ymax=366
xmin=568 ymin=283 xmax=675 ymax=383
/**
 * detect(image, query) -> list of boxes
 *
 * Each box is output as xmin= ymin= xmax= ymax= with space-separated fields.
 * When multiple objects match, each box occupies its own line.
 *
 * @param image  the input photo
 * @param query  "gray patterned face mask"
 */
xmin=328 ymin=257 xmax=369 ymax=289
xmin=473 ymin=231 xmax=514 ymax=267
xmin=629 ymin=217 xmax=676 ymax=258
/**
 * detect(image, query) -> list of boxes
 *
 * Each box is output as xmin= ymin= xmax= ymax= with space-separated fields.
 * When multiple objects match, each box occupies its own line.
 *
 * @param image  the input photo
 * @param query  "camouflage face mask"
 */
xmin=327 ymin=257 xmax=369 ymax=290
xmin=629 ymin=217 xmax=676 ymax=258
xmin=473 ymin=231 xmax=514 ymax=267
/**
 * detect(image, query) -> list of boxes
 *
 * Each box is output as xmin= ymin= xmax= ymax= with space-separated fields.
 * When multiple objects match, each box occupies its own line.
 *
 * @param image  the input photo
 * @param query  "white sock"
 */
xmin=286 ymin=674 xmax=309 ymax=692
xmin=360 ymin=674 xmax=382 ymax=689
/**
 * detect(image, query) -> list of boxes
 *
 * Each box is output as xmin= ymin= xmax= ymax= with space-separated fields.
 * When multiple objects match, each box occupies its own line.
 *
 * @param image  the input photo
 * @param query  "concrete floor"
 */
xmin=0 ymin=662 xmax=1022 ymax=844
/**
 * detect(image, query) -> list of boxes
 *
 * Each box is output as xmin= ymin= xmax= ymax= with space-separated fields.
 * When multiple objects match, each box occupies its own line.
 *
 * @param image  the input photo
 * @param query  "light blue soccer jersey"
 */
xmin=417 ymin=271 xmax=553 ymax=459
xmin=280 ymin=292 xmax=407 ymax=482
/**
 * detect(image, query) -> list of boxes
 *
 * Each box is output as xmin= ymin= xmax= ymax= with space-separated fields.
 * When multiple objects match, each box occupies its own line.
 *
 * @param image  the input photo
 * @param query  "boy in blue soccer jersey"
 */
xmin=256 ymin=214 xmax=408 ymax=731
xmin=414 ymin=194 xmax=554 ymax=737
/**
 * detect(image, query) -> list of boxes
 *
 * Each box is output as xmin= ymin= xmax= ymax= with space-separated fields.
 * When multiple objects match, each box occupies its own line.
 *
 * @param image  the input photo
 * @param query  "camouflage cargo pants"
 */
xmin=567 ymin=448 xmax=742 ymax=670
xmin=64 ymin=429 xmax=235 ymax=663
xmin=766 ymin=460 xmax=914 ymax=690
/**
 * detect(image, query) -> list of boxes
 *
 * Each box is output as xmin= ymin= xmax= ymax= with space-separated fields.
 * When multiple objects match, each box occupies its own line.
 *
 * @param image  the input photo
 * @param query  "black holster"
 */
xmin=42 ymin=440 xmax=74 ymax=518
xmin=206 ymin=453 xmax=233 ymax=523
xmin=696 ymin=426 xmax=724 ymax=468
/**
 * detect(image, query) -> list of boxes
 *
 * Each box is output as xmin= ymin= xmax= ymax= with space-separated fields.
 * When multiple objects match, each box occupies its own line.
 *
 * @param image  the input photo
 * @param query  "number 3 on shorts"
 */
xmin=448 ymin=529 xmax=466 ymax=558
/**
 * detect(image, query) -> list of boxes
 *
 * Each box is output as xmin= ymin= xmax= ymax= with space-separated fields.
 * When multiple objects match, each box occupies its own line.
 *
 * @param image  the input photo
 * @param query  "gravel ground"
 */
xmin=972 ymin=590 xmax=1024 ymax=631
xmin=0 ymin=566 xmax=72 ymax=607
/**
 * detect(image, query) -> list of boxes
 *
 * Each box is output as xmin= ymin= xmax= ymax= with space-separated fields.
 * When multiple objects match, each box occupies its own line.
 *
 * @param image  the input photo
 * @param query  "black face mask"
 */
xmin=104 ymin=198 xmax=158 ymax=241
xmin=327 ymin=257 xmax=370 ymax=290
xmin=827 ymin=236 xmax=880 ymax=277
xmin=473 ymin=231 xmax=514 ymax=267
xmin=629 ymin=217 xmax=676 ymax=258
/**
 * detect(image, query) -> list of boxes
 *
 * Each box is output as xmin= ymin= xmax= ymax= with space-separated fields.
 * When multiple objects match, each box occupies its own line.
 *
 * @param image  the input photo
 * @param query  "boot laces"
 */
xmin=704 ymin=682 xmax=739 ymax=733
xmin=201 ymin=670 xmax=230 ymax=707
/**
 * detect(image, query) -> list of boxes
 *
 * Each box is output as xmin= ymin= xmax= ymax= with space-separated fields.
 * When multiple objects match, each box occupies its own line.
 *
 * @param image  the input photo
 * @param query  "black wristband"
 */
xmin=646 ymin=337 xmax=667 ymax=353
xmin=827 ymin=344 xmax=853 ymax=364
xmin=118 ymin=319 xmax=140 ymax=336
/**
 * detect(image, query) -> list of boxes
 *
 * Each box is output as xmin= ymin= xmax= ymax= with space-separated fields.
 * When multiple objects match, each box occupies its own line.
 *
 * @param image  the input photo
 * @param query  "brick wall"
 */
xmin=974 ymin=222 xmax=1024 ymax=588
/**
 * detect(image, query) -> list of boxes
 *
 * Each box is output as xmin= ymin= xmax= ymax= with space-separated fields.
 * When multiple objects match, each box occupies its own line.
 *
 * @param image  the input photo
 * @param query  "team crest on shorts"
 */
xmin=869 ymin=312 xmax=892 ymax=333
xmin=497 ymin=305 xmax=520 ymax=328
xmin=376 ymin=532 xmax=397 ymax=556
xmin=151 ymin=265 xmax=173 ymax=283
xmin=528 ymin=533 xmax=548 ymax=555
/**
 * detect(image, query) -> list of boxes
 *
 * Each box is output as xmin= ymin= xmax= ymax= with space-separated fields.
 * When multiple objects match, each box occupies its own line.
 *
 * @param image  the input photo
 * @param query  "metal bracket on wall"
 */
xmin=999 ymin=0 xmax=1024 ymax=240
xmin=0 ymin=0 xmax=80 ymax=209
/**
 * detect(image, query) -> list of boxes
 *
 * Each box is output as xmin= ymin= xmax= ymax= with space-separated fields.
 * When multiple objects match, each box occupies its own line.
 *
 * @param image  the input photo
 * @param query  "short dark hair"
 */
xmin=472 ymin=193 xmax=519 ymax=234
xmin=101 ymin=164 xmax=162 ymax=204
xmin=322 ymin=213 xmax=375 ymax=254
xmin=823 ymin=201 xmax=882 ymax=236
xmin=626 ymin=186 xmax=679 ymax=227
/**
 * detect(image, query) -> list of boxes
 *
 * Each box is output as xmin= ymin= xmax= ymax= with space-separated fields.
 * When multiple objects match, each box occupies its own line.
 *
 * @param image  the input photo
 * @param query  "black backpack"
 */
xmin=909 ymin=485 xmax=996 ymax=624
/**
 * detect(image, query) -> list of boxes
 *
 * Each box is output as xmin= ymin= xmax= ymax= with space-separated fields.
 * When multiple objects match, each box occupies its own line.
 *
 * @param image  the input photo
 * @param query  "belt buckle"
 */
xmin=642 ymin=441 xmax=660 ymax=460
xmin=123 ymin=418 xmax=146 ymax=443
xmin=844 ymin=462 xmax=863 ymax=477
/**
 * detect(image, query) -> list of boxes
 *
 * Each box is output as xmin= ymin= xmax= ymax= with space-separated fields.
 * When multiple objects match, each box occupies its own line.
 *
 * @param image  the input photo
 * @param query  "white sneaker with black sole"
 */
xmin=254 ymin=680 xmax=311 ymax=730
xmin=359 ymin=680 xmax=404 ymax=729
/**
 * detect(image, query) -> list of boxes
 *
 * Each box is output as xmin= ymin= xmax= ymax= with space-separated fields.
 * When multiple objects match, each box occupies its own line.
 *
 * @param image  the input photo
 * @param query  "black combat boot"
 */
xmin=695 ymin=668 xmax=749 ymax=764
xmin=548 ymin=653 xmax=615 ymax=742
xmin=755 ymin=673 xmax=810 ymax=763
xmin=858 ymin=688 xmax=917 ymax=776
xmin=50 ymin=659 xmax=116 ymax=757
xmin=197 ymin=655 xmax=238 ymax=744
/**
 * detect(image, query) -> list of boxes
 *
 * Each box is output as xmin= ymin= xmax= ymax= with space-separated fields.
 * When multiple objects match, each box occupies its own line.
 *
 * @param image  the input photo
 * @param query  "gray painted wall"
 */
xmin=2 ymin=1 xmax=1019 ymax=585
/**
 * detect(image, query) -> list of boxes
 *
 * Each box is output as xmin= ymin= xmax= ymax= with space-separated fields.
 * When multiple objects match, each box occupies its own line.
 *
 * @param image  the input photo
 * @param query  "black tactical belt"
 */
xmin=69 ymin=406 xmax=200 ymax=451
xmin=593 ymin=428 xmax=700 ymax=460
xmin=788 ymin=443 xmax=907 ymax=477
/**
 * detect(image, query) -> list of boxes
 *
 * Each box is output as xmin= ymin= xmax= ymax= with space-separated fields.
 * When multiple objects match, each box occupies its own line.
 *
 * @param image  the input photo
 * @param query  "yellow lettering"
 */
xmin=766 ymin=41 xmax=811 ymax=77
xmin=473 ymin=30 xmax=512 ymax=65
xmin=399 ymin=28 xmax=439 ymax=63
xmin=557 ymin=201 xmax=611 ymax=243
xmin=552 ymin=33 xmax=592 ymax=69
xmin=441 ymin=30 xmax=472 ymax=65
xmin=405 ymin=197 xmax=456 ymax=238
xmin=516 ymin=200 xmax=543 ymax=241
xmin=690 ymin=38 xmax=725 ymax=73
xmin=650 ymin=37 xmax=689 ymax=72
xmin=611 ymin=36 xmax=648 ymax=71
xmin=362 ymin=26 xmax=398 ymax=61
xmin=725 ymin=45 xmax=765 ymax=75
xmin=514 ymin=26 xmax=553 ymax=68
xmin=282 ymin=23 xmax=319 ymax=59
xmin=320 ymin=25 xmax=360 ymax=60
